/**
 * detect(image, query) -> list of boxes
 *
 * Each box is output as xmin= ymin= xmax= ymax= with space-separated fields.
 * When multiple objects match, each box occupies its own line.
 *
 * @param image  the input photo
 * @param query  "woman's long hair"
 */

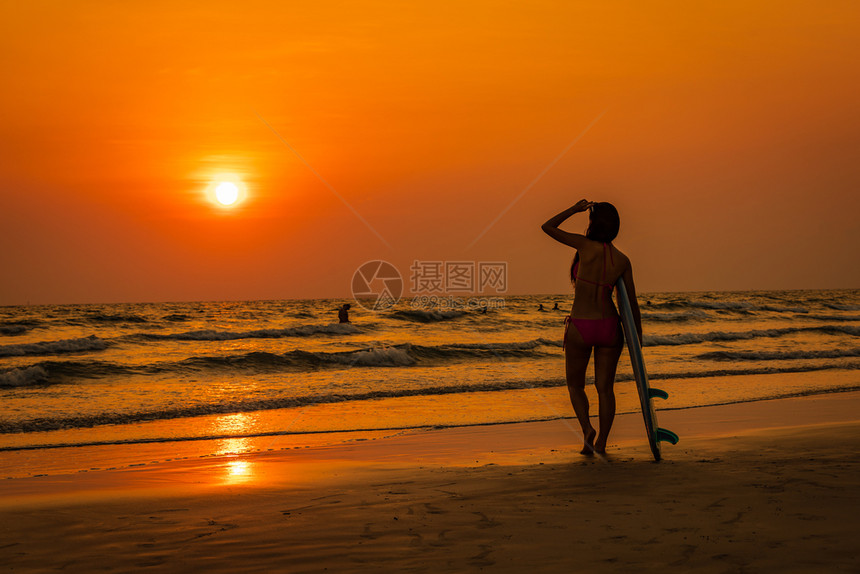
xmin=570 ymin=202 xmax=620 ymax=282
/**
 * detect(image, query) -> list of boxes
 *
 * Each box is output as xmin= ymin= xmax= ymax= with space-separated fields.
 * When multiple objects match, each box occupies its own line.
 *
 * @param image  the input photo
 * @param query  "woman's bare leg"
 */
xmin=592 ymin=342 xmax=623 ymax=454
xmin=565 ymin=328 xmax=596 ymax=454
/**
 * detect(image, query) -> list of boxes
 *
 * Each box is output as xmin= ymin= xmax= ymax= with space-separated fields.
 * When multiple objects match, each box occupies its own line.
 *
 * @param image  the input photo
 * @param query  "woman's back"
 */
xmin=571 ymin=240 xmax=630 ymax=320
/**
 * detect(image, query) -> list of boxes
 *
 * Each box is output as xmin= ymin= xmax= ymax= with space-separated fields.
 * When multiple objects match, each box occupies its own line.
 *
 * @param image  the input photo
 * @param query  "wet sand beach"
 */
xmin=2 ymin=391 xmax=859 ymax=573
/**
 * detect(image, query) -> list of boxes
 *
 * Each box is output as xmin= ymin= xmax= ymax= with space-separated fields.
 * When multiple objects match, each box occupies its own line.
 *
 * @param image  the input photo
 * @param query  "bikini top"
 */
xmin=572 ymin=242 xmax=615 ymax=317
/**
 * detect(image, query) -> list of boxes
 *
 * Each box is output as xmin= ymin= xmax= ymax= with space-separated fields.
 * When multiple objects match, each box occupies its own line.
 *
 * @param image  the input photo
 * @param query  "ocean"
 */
xmin=1 ymin=290 xmax=858 ymax=478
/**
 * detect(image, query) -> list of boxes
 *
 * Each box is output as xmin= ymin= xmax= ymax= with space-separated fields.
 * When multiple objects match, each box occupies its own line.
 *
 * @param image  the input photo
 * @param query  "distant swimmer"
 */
xmin=338 ymin=303 xmax=351 ymax=323
xmin=553 ymin=302 xmax=560 ymax=311
xmin=542 ymin=199 xmax=641 ymax=456
xmin=538 ymin=303 xmax=545 ymax=312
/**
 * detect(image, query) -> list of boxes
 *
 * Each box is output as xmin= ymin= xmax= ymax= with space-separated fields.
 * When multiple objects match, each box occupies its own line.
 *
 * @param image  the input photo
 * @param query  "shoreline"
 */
xmin=3 ymin=389 xmax=859 ymax=497
xmin=6 ymin=378 xmax=860 ymax=453
xmin=2 ymin=369 xmax=858 ymax=480
xmin=2 ymin=391 xmax=859 ymax=571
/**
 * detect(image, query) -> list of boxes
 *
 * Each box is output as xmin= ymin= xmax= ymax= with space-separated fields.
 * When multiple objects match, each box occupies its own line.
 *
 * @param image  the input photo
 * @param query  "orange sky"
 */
xmin=2 ymin=1 xmax=858 ymax=304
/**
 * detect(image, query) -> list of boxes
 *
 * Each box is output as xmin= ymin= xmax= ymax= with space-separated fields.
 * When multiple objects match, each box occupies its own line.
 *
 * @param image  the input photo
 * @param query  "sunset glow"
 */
xmin=1 ymin=1 xmax=858 ymax=304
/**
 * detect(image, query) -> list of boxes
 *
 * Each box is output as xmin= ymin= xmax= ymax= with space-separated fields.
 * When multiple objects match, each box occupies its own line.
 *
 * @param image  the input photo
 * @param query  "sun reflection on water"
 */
xmin=216 ymin=436 xmax=253 ymax=456
xmin=209 ymin=413 xmax=261 ymax=484
xmin=211 ymin=413 xmax=258 ymax=456
xmin=213 ymin=412 xmax=256 ymax=435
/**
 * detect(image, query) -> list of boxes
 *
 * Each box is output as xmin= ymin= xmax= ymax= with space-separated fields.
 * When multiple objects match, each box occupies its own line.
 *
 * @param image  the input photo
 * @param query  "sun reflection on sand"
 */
xmin=223 ymin=458 xmax=254 ymax=484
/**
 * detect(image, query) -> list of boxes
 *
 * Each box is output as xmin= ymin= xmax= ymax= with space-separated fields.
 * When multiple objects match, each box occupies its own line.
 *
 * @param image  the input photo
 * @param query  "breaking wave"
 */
xmin=2 ymin=362 xmax=858 ymax=434
xmin=0 ymin=335 xmax=109 ymax=358
xmin=696 ymin=348 xmax=860 ymax=361
xmin=137 ymin=322 xmax=360 ymax=341
xmin=644 ymin=325 xmax=860 ymax=346
xmin=389 ymin=309 xmax=468 ymax=322
xmin=0 ymin=365 xmax=49 ymax=388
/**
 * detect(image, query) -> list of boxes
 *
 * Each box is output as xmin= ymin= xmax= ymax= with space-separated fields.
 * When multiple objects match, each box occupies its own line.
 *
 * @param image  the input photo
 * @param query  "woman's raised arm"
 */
xmin=541 ymin=199 xmax=593 ymax=248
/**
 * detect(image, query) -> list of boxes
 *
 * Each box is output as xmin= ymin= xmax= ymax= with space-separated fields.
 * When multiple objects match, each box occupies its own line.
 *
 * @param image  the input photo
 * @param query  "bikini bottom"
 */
xmin=564 ymin=316 xmax=620 ymax=349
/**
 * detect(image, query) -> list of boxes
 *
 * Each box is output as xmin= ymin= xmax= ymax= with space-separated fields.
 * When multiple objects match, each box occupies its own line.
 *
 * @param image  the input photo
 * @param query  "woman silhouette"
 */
xmin=542 ymin=200 xmax=642 ymax=455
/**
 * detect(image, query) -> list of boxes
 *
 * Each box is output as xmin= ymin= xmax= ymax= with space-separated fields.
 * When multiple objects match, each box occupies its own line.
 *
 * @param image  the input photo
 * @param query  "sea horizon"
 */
xmin=4 ymin=285 xmax=859 ymax=308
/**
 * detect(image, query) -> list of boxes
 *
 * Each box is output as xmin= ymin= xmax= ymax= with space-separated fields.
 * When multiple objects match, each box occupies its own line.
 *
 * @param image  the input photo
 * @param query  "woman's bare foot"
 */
xmin=580 ymin=428 xmax=597 ymax=455
xmin=594 ymin=434 xmax=608 ymax=455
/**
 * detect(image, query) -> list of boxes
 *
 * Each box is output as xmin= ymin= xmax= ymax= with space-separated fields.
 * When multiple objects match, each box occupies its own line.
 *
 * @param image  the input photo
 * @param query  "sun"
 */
xmin=215 ymin=182 xmax=240 ymax=206
xmin=207 ymin=176 xmax=246 ymax=208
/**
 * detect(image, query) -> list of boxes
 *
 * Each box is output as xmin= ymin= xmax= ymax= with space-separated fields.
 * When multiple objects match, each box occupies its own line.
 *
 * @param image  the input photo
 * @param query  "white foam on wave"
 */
xmin=0 ymin=324 xmax=31 ymax=335
xmin=390 ymin=309 xmax=468 ymax=322
xmin=448 ymin=338 xmax=558 ymax=350
xmin=160 ymin=322 xmax=360 ymax=341
xmin=658 ymin=300 xmax=818 ymax=314
xmin=825 ymin=303 xmax=860 ymax=311
xmin=334 ymin=345 xmax=416 ymax=367
xmin=687 ymin=300 xmax=753 ymax=310
xmin=0 ymin=365 xmax=49 ymax=387
xmin=0 ymin=335 xmax=109 ymax=357
xmin=760 ymin=305 xmax=810 ymax=313
xmin=641 ymin=310 xmax=708 ymax=322
xmin=799 ymin=314 xmax=860 ymax=322
xmin=645 ymin=325 xmax=860 ymax=347
xmin=698 ymin=348 xmax=860 ymax=361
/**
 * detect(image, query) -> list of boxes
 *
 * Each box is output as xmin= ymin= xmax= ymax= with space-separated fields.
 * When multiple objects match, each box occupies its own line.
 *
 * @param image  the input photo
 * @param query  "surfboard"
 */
xmin=616 ymin=277 xmax=679 ymax=461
